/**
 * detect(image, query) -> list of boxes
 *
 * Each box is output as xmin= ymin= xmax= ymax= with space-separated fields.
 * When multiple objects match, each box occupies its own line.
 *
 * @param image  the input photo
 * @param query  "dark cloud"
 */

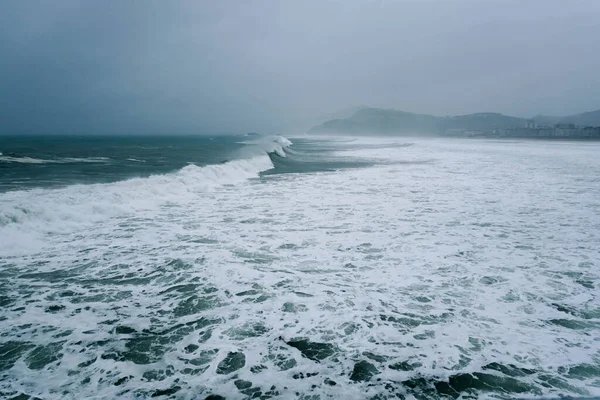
xmin=1 ymin=0 xmax=599 ymax=134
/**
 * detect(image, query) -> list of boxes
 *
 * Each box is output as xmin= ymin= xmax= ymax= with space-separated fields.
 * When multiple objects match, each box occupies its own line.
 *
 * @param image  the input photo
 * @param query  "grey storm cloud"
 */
xmin=1 ymin=0 xmax=599 ymax=134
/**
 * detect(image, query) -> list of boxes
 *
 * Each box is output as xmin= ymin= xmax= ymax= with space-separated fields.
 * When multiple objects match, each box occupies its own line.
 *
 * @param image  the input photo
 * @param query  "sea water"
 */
xmin=1 ymin=135 xmax=599 ymax=399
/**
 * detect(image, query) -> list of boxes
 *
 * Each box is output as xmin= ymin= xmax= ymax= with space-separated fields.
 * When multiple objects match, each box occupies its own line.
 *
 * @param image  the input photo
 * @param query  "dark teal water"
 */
xmin=0 ymin=135 xmax=246 ymax=192
xmin=0 ymin=135 xmax=372 ymax=192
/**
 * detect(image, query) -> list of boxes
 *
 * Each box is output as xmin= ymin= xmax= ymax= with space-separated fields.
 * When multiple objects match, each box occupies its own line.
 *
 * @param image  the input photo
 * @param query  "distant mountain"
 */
xmin=534 ymin=109 xmax=600 ymax=127
xmin=445 ymin=112 xmax=528 ymax=131
xmin=312 ymin=108 xmax=439 ymax=135
xmin=314 ymin=105 xmax=368 ymax=124
xmin=568 ymin=109 xmax=600 ymax=126
xmin=532 ymin=115 xmax=562 ymax=126
xmin=309 ymin=107 xmax=530 ymax=135
xmin=274 ymin=106 xmax=367 ymax=135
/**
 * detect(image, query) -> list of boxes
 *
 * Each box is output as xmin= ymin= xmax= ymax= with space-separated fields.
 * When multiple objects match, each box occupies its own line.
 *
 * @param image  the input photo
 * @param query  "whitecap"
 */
xmin=0 ymin=136 xmax=293 ymax=256
xmin=0 ymin=156 xmax=109 ymax=164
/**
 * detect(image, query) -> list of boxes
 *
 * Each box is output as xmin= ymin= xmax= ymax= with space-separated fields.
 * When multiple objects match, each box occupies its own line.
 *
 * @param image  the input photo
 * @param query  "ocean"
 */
xmin=0 ymin=134 xmax=599 ymax=399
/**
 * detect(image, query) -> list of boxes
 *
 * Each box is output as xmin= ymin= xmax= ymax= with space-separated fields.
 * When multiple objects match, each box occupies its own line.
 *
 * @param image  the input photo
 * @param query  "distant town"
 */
xmin=310 ymin=107 xmax=600 ymax=139
xmin=444 ymin=121 xmax=600 ymax=139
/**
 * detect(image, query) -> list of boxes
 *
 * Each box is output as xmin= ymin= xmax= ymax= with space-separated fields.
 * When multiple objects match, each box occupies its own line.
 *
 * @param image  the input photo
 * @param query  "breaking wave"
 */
xmin=0 ymin=136 xmax=292 ymax=255
xmin=238 ymin=135 xmax=293 ymax=158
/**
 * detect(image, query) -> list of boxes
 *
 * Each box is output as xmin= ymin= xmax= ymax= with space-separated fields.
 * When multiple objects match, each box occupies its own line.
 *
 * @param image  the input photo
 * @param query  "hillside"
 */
xmin=534 ymin=109 xmax=600 ymax=127
xmin=309 ymin=107 xmax=530 ymax=135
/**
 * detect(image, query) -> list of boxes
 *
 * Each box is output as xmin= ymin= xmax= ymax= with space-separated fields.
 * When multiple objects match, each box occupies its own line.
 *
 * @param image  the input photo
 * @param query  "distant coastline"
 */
xmin=308 ymin=107 xmax=600 ymax=140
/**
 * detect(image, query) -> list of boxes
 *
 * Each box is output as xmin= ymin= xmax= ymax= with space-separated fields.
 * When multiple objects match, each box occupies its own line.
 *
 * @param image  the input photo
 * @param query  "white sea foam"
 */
xmin=1 ymin=137 xmax=599 ymax=399
xmin=0 ymin=155 xmax=51 ymax=164
xmin=239 ymin=135 xmax=293 ymax=158
xmin=61 ymin=157 xmax=110 ymax=163
xmin=0 ymin=137 xmax=291 ymax=256
xmin=0 ymin=155 xmax=110 ymax=164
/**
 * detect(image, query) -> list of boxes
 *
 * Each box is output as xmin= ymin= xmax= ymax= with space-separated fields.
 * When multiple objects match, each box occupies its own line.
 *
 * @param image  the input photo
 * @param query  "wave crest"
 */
xmin=0 ymin=135 xmax=292 ymax=255
xmin=238 ymin=135 xmax=293 ymax=158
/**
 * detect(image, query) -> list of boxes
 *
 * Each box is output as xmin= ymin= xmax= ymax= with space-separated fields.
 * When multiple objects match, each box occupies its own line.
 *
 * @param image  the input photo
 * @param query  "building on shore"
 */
xmin=444 ymin=123 xmax=600 ymax=139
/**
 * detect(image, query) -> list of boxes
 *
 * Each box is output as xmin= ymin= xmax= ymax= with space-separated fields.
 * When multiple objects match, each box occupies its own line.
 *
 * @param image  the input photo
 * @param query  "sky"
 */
xmin=1 ymin=0 xmax=599 ymax=135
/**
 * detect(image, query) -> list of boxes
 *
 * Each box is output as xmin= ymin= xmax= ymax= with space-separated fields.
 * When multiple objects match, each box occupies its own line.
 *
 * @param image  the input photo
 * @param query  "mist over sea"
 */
xmin=1 ymin=135 xmax=599 ymax=399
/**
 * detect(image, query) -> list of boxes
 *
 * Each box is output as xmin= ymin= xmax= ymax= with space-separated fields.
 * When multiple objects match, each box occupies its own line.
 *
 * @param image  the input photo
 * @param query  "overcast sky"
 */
xmin=1 ymin=0 xmax=599 ymax=134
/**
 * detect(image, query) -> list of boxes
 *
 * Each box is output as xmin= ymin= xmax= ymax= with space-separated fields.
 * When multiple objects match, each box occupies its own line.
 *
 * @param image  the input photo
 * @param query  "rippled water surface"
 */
xmin=1 ymin=136 xmax=599 ymax=399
